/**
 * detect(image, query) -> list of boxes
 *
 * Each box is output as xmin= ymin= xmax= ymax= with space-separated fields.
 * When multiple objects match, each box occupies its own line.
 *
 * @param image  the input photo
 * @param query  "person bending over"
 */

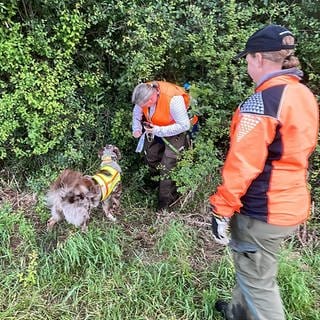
xmin=131 ymin=81 xmax=191 ymax=210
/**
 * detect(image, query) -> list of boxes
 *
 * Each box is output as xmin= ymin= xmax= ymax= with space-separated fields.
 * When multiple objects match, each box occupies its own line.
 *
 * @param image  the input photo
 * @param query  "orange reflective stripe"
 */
xmin=92 ymin=174 xmax=108 ymax=200
xmin=92 ymin=167 xmax=121 ymax=201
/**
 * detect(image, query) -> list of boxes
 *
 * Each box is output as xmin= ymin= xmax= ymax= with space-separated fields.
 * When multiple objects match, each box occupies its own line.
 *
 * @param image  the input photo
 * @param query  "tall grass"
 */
xmin=0 ymin=202 xmax=319 ymax=319
xmin=279 ymin=247 xmax=320 ymax=320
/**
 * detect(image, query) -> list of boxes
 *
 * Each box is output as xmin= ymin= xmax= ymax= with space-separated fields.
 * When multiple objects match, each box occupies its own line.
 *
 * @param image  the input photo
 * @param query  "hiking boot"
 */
xmin=215 ymin=300 xmax=229 ymax=319
xmin=157 ymin=200 xmax=169 ymax=211
xmin=157 ymin=196 xmax=178 ymax=211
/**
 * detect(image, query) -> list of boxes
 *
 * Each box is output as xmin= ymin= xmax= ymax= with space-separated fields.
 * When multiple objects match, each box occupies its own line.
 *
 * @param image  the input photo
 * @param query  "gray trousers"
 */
xmin=226 ymin=214 xmax=297 ymax=320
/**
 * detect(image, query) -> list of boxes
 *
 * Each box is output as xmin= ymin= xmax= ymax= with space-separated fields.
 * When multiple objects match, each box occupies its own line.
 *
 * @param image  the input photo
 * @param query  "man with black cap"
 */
xmin=208 ymin=24 xmax=319 ymax=319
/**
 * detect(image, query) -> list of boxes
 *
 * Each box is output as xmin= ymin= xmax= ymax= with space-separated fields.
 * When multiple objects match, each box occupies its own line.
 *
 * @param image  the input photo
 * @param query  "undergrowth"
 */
xmin=0 ymin=187 xmax=319 ymax=320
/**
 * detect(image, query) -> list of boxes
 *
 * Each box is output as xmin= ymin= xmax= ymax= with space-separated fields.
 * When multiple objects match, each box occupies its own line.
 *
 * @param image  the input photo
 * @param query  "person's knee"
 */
xmin=161 ymin=155 xmax=177 ymax=171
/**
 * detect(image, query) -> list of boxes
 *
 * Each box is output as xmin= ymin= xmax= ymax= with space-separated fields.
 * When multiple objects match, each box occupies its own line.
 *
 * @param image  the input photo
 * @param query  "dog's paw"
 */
xmin=106 ymin=212 xmax=117 ymax=222
xmin=47 ymin=217 xmax=57 ymax=231
xmin=80 ymin=223 xmax=88 ymax=232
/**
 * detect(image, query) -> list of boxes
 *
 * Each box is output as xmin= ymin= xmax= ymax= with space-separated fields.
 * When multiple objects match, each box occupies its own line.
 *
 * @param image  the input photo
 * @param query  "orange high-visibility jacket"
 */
xmin=210 ymin=71 xmax=319 ymax=226
xmin=142 ymin=81 xmax=190 ymax=126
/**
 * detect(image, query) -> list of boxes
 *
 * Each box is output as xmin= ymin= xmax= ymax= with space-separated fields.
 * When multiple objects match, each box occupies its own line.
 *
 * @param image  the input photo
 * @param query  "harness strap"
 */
xmin=162 ymin=137 xmax=180 ymax=155
xmin=92 ymin=166 xmax=121 ymax=201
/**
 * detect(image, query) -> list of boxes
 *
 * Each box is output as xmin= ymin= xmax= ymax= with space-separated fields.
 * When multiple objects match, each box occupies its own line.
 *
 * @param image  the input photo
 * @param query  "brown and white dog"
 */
xmin=46 ymin=145 xmax=122 ymax=232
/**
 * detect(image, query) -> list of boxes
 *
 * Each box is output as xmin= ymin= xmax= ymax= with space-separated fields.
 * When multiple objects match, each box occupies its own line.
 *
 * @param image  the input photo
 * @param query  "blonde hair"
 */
xmin=260 ymin=35 xmax=300 ymax=68
xmin=131 ymin=83 xmax=157 ymax=105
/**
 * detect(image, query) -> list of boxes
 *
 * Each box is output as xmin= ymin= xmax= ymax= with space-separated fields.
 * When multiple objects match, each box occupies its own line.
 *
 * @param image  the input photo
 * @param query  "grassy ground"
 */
xmin=0 ymin=183 xmax=319 ymax=320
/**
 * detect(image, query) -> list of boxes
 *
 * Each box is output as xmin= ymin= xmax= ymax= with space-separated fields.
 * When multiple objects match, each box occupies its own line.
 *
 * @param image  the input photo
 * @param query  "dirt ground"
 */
xmin=1 ymin=183 xmax=318 ymax=269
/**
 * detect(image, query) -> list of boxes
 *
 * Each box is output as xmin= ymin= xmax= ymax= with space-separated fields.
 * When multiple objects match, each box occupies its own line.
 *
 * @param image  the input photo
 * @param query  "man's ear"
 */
xmin=256 ymin=52 xmax=264 ymax=67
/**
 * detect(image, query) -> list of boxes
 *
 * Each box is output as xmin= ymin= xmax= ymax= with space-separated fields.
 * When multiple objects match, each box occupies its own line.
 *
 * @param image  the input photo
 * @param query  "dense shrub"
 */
xmin=0 ymin=0 xmax=319 ymax=207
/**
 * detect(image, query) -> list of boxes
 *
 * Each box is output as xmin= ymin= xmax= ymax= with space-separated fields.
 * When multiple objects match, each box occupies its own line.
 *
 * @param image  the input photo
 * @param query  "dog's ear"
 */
xmin=112 ymin=146 xmax=121 ymax=160
xmin=52 ymin=169 xmax=74 ymax=189
xmin=98 ymin=144 xmax=112 ymax=158
xmin=98 ymin=148 xmax=105 ymax=158
xmin=82 ymin=176 xmax=95 ymax=189
xmin=82 ymin=176 xmax=99 ymax=193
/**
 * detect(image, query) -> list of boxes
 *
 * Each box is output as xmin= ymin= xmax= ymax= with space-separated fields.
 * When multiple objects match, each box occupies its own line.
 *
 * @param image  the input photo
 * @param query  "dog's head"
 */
xmin=98 ymin=144 xmax=121 ymax=161
xmin=47 ymin=169 xmax=101 ymax=209
xmin=82 ymin=176 xmax=101 ymax=207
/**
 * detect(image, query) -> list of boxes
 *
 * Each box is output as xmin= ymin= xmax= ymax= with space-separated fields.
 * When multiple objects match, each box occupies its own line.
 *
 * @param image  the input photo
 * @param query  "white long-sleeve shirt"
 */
xmin=132 ymin=96 xmax=190 ymax=137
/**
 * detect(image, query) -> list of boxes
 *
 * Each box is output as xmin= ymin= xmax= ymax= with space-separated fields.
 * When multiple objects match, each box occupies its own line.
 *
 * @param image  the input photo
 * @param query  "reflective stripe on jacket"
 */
xmin=92 ymin=166 xmax=121 ymax=201
xmin=210 ymin=71 xmax=319 ymax=226
xmin=142 ymin=81 xmax=190 ymax=126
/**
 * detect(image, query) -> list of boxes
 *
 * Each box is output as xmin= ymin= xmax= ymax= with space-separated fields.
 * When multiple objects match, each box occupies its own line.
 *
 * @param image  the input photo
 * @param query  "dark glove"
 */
xmin=211 ymin=214 xmax=230 ymax=245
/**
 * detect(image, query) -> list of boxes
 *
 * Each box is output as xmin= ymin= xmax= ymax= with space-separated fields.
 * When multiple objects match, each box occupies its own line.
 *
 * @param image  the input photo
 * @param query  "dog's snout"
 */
xmin=68 ymin=196 xmax=75 ymax=204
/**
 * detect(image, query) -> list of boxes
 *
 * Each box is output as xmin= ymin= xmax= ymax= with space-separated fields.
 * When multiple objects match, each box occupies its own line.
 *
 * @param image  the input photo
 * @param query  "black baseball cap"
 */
xmin=234 ymin=24 xmax=295 ymax=59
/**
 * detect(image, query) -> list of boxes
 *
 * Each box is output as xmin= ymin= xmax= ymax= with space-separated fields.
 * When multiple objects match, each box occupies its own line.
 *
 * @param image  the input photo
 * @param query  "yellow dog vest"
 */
xmin=92 ymin=166 xmax=121 ymax=201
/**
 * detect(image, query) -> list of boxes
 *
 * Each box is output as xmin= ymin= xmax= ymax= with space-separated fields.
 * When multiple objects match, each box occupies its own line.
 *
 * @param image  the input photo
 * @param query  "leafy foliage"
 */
xmin=0 ymin=2 xmax=319 ymax=318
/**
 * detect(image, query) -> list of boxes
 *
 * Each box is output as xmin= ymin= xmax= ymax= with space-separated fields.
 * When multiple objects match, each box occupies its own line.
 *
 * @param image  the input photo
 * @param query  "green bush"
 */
xmin=0 ymin=0 xmax=319 ymax=210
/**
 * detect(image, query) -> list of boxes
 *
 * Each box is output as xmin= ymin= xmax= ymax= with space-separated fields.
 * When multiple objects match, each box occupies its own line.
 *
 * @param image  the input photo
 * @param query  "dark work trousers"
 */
xmin=144 ymin=132 xmax=187 ymax=210
xmin=226 ymin=214 xmax=297 ymax=320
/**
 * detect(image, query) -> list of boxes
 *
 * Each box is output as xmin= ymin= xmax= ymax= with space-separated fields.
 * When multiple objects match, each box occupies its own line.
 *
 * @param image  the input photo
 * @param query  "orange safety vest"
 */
xmin=142 ymin=81 xmax=190 ymax=126
xmin=210 ymin=74 xmax=319 ymax=226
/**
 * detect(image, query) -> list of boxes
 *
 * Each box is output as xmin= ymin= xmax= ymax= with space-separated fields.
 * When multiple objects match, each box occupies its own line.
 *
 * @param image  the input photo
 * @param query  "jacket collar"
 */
xmin=256 ymin=67 xmax=303 ymax=89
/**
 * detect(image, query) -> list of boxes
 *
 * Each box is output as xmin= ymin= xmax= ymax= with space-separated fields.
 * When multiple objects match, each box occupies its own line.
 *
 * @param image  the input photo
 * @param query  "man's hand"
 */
xmin=133 ymin=130 xmax=142 ymax=138
xmin=143 ymin=121 xmax=153 ymax=129
xmin=211 ymin=214 xmax=230 ymax=245
xmin=143 ymin=122 xmax=154 ymax=133
xmin=143 ymin=122 xmax=154 ymax=141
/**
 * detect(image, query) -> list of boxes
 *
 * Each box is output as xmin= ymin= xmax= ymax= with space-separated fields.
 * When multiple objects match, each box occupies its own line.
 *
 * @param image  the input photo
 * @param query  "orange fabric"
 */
xmin=142 ymin=81 xmax=190 ymax=126
xmin=191 ymin=115 xmax=199 ymax=125
xmin=210 ymin=74 xmax=319 ymax=226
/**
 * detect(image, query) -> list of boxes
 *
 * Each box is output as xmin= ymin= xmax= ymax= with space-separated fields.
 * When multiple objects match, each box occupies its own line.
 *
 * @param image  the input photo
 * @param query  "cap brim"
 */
xmin=233 ymin=50 xmax=248 ymax=60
